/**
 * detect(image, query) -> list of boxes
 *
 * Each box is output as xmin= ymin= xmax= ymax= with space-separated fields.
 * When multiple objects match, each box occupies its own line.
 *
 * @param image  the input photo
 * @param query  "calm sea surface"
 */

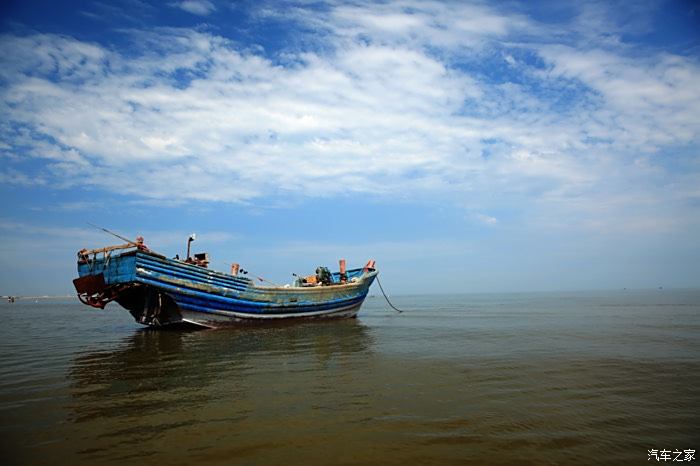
xmin=1 ymin=290 xmax=698 ymax=465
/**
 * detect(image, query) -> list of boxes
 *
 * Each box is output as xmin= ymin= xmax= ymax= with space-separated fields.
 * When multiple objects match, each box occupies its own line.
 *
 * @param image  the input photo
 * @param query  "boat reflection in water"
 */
xmin=67 ymin=319 xmax=375 ymax=462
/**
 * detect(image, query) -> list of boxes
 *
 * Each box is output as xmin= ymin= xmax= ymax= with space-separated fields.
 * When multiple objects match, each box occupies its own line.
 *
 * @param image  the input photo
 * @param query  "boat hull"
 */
xmin=74 ymin=250 xmax=377 ymax=328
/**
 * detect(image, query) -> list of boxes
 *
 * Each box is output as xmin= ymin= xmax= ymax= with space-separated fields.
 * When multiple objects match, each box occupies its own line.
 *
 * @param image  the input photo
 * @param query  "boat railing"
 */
xmin=77 ymin=240 xmax=149 ymax=266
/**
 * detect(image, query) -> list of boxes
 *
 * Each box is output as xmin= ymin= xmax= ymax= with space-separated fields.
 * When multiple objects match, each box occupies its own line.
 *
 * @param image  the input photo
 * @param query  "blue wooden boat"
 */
xmin=73 ymin=240 xmax=377 ymax=328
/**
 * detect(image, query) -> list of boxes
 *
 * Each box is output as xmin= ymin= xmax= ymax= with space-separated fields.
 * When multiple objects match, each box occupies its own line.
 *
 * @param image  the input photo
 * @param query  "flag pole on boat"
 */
xmin=87 ymin=222 xmax=137 ymax=246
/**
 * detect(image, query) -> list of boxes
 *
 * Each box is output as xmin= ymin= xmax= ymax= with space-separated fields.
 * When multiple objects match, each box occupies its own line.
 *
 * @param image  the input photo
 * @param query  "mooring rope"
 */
xmin=376 ymin=275 xmax=404 ymax=313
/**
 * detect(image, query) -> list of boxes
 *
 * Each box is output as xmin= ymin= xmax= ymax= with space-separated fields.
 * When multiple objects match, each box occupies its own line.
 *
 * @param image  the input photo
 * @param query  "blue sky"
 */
xmin=1 ymin=0 xmax=699 ymax=295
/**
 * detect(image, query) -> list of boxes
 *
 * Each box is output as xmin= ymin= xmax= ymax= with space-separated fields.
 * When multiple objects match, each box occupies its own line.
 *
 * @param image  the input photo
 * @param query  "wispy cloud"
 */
xmin=476 ymin=213 xmax=498 ymax=225
xmin=0 ymin=167 xmax=47 ymax=187
xmin=170 ymin=0 xmax=216 ymax=16
xmin=0 ymin=219 xmax=238 ymax=254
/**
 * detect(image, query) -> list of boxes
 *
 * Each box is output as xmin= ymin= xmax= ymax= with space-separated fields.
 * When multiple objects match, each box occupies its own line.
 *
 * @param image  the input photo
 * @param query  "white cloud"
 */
xmin=0 ymin=1 xmax=699 ymax=235
xmin=476 ymin=213 xmax=498 ymax=225
xmin=0 ymin=168 xmax=46 ymax=186
xmin=328 ymin=1 xmax=520 ymax=48
xmin=536 ymin=45 xmax=700 ymax=151
xmin=171 ymin=0 xmax=216 ymax=16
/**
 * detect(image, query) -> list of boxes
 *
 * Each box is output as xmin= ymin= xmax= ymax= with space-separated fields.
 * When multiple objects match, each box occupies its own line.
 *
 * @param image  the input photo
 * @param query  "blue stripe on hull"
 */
xmin=171 ymin=290 xmax=367 ymax=315
xmin=134 ymin=272 xmax=372 ymax=313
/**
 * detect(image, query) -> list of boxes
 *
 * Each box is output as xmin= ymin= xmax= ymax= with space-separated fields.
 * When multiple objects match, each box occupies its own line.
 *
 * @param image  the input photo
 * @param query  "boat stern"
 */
xmin=73 ymin=246 xmax=184 ymax=326
xmin=74 ymin=246 xmax=138 ymax=309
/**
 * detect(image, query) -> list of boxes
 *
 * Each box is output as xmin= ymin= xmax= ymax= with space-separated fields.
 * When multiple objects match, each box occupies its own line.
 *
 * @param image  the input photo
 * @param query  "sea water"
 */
xmin=1 ymin=290 xmax=698 ymax=465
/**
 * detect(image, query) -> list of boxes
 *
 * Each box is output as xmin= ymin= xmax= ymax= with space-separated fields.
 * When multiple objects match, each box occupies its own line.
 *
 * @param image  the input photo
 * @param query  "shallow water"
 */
xmin=1 ymin=290 xmax=699 ymax=465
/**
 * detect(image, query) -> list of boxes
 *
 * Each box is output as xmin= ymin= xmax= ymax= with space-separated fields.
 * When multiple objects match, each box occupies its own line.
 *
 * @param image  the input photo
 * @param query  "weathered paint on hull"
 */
xmin=178 ymin=301 xmax=364 ymax=328
xmin=76 ymin=250 xmax=376 ymax=328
